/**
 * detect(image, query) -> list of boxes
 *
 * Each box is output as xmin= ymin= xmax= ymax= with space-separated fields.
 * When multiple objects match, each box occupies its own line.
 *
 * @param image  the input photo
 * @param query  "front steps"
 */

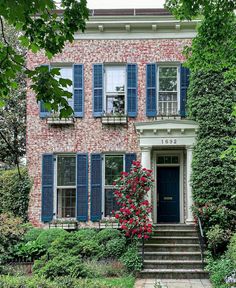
xmin=139 ymin=224 xmax=208 ymax=279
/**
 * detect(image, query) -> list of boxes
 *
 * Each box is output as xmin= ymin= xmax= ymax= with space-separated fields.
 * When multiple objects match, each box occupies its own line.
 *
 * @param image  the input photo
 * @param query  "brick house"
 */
xmin=27 ymin=9 xmax=199 ymax=227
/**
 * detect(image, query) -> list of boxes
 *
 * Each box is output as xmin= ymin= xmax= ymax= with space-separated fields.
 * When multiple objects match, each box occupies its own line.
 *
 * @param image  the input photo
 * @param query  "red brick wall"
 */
xmin=26 ymin=38 xmax=191 ymax=226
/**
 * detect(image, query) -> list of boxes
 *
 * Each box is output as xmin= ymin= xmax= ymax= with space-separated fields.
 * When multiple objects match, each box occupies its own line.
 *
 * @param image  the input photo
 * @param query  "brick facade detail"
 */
xmin=26 ymin=39 xmax=191 ymax=226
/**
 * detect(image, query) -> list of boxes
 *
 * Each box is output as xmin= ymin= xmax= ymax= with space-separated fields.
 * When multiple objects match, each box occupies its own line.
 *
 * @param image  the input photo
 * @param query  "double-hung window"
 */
xmin=157 ymin=66 xmax=179 ymax=116
xmin=104 ymin=154 xmax=124 ymax=216
xmin=54 ymin=66 xmax=73 ymax=108
xmin=56 ymin=155 xmax=76 ymax=218
xmin=104 ymin=66 xmax=126 ymax=115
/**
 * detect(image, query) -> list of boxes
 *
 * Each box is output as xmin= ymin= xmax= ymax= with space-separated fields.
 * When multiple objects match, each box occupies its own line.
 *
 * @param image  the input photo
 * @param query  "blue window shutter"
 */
xmin=146 ymin=64 xmax=157 ymax=117
xmin=90 ymin=154 xmax=102 ymax=221
xmin=41 ymin=154 xmax=54 ymax=222
xmin=93 ymin=64 xmax=103 ymax=117
xmin=180 ymin=65 xmax=190 ymax=117
xmin=40 ymin=64 xmax=51 ymax=118
xmin=76 ymin=153 xmax=88 ymax=221
xmin=125 ymin=153 xmax=137 ymax=172
xmin=74 ymin=64 xmax=84 ymax=117
xmin=127 ymin=64 xmax=138 ymax=117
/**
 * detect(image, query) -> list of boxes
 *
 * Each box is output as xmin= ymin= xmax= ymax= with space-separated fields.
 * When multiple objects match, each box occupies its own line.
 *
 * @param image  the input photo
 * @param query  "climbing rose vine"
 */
xmin=113 ymin=161 xmax=154 ymax=240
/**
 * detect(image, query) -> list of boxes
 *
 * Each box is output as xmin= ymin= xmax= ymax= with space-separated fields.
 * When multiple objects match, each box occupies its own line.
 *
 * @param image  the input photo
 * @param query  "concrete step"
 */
xmin=140 ymin=252 xmax=203 ymax=261
xmin=153 ymin=230 xmax=198 ymax=237
xmin=143 ymin=260 xmax=204 ymax=269
xmin=143 ymin=244 xmax=201 ymax=252
xmin=147 ymin=236 xmax=199 ymax=244
xmin=139 ymin=269 xmax=209 ymax=279
xmin=154 ymin=224 xmax=196 ymax=231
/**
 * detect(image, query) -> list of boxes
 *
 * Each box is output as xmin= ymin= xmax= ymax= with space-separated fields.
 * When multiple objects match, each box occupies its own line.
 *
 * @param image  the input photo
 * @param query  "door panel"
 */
xmin=157 ymin=166 xmax=180 ymax=223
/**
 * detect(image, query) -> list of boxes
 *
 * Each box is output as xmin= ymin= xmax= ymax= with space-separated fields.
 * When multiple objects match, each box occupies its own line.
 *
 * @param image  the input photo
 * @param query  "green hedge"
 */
xmin=0 ymin=168 xmax=31 ymax=221
xmin=188 ymin=71 xmax=236 ymax=243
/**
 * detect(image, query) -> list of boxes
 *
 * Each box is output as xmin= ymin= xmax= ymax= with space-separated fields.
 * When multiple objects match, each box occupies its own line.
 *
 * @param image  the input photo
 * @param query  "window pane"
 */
xmin=158 ymin=92 xmax=178 ymax=115
xmin=157 ymin=156 xmax=165 ymax=164
xmin=57 ymin=156 xmax=76 ymax=186
xmin=54 ymin=67 xmax=73 ymax=107
xmin=57 ymin=188 xmax=76 ymax=218
xmin=105 ymin=66 xmax=125 ymax=93
xmin=105 ymin=155 xmax=123 ymax=185
xmin=106 ymin=95 xmax=125 ymax=114
xmin=159 ymin=67 xmax=177 ymax=91
xmin=105 ymin=188 xmax=120 ymax=217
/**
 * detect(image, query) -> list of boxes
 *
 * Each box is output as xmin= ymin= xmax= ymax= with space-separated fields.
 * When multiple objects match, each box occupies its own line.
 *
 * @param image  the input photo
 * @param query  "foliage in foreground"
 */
xmin=206 ymin=233 xmax=236 ymax=288
xmin=0 ymin=168 xmax=31 ymax=221
xmin=0 ymin=275 xmax=135 ymax=288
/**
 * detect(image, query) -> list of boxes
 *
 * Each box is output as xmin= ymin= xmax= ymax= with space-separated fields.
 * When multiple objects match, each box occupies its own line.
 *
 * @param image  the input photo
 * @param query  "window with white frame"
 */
xmin=104 ymin=154 xmax=124 ymax=216
xmin=56 ymin=155 xmax=76 ymax=218
xmin=54 ymin=66 xmax=73 ymax=108
xmin=104 ymin=66 xmax=126 ymax=115
xmin=158 ymin=66 xmax=179 ymax=116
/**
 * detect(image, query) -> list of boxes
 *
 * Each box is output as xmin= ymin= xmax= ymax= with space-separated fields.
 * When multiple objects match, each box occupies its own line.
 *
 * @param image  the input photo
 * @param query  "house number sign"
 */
xmin=161 ymin=139 xmax=177 ymax=145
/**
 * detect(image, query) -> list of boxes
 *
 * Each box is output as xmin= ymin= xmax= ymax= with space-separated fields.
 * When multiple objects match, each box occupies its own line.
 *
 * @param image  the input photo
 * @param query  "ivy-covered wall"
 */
xmin=188 ymin=71 xmax=236 ymax=233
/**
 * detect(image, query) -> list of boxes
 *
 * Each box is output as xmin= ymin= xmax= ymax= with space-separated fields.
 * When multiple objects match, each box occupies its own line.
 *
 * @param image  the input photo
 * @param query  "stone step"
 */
xmin=154 ymin=224 xmax=196 ymax=231
xmin=143 ymin=244 xmax=200 ymax=252
xmin=140 ymin=252 xmax=203 ymax=261
xmin=153 ymin=230 xmax=198 ymax=237
xmin=139 ymin=269 xmax=209 ymax=279
xmin=143 ymin=260 xmax=204 ymax=269
xmin=147 ymin=236 xmax=199 ymax=244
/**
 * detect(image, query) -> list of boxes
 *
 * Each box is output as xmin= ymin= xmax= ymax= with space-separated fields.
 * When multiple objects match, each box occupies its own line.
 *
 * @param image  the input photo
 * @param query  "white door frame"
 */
xmin=152 ymin=150 xmax=184 ymax=224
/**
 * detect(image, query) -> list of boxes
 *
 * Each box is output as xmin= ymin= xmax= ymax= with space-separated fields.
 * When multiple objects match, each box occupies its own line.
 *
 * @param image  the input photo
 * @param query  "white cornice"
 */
xmin=74 ymin=15 xmax=199 ymax=40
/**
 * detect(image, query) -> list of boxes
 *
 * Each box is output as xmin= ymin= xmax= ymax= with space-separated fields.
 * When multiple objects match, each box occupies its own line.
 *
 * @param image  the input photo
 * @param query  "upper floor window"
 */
xmin=104 ymin=66 xmax=126 ymax=115
xmin=158 ymin=66 xmax=179 ymax=116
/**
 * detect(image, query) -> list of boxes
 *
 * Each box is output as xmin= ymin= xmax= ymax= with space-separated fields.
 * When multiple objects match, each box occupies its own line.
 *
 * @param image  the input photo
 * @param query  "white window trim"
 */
xmin=157 ymin=64 xmax=180 ymax=115
xmin=53 ymin=154 xmax=77 ymax=220
xmin=103 ymin=65 xmax=127 ymax=116
xmin=102 ymin=153 xmax=125 ymax=218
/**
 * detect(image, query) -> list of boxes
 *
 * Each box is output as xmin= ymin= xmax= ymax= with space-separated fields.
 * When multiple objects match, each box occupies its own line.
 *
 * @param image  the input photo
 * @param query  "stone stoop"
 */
xmin=139 ymin=224 xmax=209 ymax=279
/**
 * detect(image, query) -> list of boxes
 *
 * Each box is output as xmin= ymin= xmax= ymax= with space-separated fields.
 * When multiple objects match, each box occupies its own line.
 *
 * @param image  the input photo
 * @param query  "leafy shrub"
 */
xmin=227 ymin=232 xmax=236 ymax=263
xmin=96 ymin=228 xmax=122 ymax=244
xmin=76 ymin=240 xmax=100 ymax=258
xmin=13 ymin=240 xmax=45 ymax=259
xmin=33 ymin=254 xmax=92 ymax=279
xmin=0 ymin=213 xmax=28 ymax=262
xmin=206 ymin=225 xmax=232 ymax=255
xmin=119 ymin=245 xmax=142 ymax=272
xmin=75 ymin=229 xmax=97 ymax=241
xmin=104 ymin=237 xmax=126 ymax=259
xmin=23 ymin=227 xmax=45 ymax=242
xmin=36 ymin=228 xmax=68 ymax=250
xmin=0 ymin=168 xmax=31 ymax=221
xmin=206 ymin=255 xmax=234 ymax=288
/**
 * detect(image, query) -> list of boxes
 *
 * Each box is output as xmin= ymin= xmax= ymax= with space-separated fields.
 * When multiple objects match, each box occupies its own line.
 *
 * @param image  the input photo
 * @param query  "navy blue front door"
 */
xmin=157 ymin=167 xmax=180 ymax=223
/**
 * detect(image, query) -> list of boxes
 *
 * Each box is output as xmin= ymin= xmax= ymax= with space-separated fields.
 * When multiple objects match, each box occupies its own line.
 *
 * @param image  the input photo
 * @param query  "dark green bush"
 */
xmin=0 ymin=213 xmax=28 ymax=262
xmin=188 ymin=71 xmax=236 ymax=245
xmin=119 ymin=245 xmax=142 ymax=272
xmin=74 ymin=229 xmax=97 ymax=241
xmin=227 ymin=233 xmax=236 ymax=262
xmin=206 ymin=225 xmax=232 ymax=255
xmin=33 ymin=254 xmax=92 ymax=279
xmin=0 ymin=168 xmax=31 ymax=221
xmin=36 ymin=228 xmax=68 ymax=250
xmin=104 ymin=237 xmax=126 ymax=259
xmin=76 ymin=240 xmax=100 ymax=258
xmin=96 ymin=228 xmax=122 ymax=244
xmin=23 ymin=228 xmax=45 ymax=242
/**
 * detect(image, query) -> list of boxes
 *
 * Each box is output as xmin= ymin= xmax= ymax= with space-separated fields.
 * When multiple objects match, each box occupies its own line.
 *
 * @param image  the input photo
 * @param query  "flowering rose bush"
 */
xmin=113 ymin=161 xmax=154 ymax=240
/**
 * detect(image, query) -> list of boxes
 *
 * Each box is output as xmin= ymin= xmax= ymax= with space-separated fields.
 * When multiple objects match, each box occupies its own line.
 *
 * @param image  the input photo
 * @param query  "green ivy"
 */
xmin=188 ymin=71 xmax=236 ymax=236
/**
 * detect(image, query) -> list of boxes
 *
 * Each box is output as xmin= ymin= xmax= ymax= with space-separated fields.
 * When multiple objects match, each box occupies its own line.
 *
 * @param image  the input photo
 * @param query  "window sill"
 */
xmin=48 ymin=222 xmax=78 ymax=230
xmin=47 ymin=117 xmax=75 ymax=125
xmin=102 ymin=115 xmax=127 ymax=125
